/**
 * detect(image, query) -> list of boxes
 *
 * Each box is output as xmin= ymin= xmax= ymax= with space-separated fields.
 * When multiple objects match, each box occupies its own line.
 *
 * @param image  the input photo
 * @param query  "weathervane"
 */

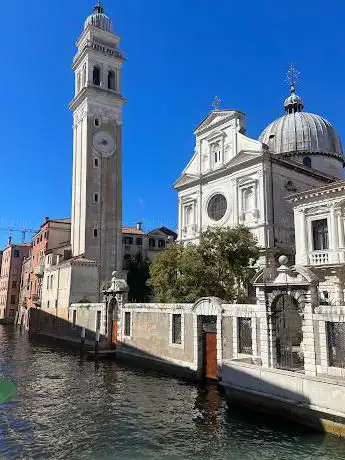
xmin=286 ymin=64 xmax=299 ymax=93
xmin=212 ymin=96 xmax=221 ymax=110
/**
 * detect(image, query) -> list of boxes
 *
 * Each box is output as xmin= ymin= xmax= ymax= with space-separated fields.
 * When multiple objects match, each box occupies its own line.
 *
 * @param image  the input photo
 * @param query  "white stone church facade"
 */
xmin=175 ymin=83 xmax=344 ymax=266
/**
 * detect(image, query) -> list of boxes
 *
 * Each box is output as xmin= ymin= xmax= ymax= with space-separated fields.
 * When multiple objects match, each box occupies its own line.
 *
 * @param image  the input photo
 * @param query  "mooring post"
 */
xmin=80 ymin=327 xmax=86 ymax=355
xmin=95 ymin=330 xmax=100 ymax=358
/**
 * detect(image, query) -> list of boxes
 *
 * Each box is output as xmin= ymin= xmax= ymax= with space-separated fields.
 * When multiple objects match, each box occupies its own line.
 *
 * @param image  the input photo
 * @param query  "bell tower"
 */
xmin=69 ymin=1 xmax=125 ymax=287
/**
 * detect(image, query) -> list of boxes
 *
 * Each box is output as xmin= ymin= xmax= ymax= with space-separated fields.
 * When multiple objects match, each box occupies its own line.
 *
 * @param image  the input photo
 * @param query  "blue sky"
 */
xmin=1 ymin=0 xmax=345 ymax=247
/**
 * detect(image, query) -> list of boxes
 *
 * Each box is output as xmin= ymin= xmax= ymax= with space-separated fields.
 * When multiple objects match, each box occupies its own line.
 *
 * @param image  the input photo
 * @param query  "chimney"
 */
xmin=7 ymin=235 xmax=12 ymax=246
xmin=136 ymin=221 xmax=142 ymax=231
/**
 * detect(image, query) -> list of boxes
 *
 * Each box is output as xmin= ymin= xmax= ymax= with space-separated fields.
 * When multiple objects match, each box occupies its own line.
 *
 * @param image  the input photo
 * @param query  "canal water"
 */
xmin=0 ymin=326 xmax=345 ymax=460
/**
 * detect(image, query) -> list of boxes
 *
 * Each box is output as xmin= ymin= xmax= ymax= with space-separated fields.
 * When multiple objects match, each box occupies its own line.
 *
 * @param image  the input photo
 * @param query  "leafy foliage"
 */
xmin=127 ymin=253 xmax=152 ymax=302
xmin=148 ymin=226 xmax=260 ymax=303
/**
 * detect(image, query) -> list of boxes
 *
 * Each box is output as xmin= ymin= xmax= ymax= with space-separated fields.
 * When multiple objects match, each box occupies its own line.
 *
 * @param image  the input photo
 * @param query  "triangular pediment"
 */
xmin=174 ymin=173 xmax=199 ymax=189
xmin=194 ymin=110 xmax=241 ymax=134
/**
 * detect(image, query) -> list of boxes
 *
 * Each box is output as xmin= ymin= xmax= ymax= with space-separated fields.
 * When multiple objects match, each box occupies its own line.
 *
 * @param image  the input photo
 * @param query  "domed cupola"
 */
xmin=283 ymin=83 xmax=304 ymax=114
xmin=84 ymin=1 xmax=112 ymax=32
xmin=259 ymin=66 xmax=344 ymax=177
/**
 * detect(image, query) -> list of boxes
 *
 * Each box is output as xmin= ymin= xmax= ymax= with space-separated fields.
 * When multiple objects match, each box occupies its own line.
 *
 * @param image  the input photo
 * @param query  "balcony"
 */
xmin=309 ymin=250 xmax=345 ymax=266
xmin=34 ymin=264 xmax=44 ymax=278
xmin=310 ymin=251 xmax=330 ymax=265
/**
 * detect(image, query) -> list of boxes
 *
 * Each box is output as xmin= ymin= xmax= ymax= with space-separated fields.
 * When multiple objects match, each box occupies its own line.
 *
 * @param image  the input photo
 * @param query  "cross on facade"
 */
xmin=212 ymin=96 xmax=221 ymax=110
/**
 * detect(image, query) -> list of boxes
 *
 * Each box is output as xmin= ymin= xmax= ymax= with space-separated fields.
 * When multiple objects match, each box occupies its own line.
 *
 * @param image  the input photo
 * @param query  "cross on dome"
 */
xmin=286 ymin=64 xmax=299 ymax=94
xmin=284 ymin=65 xmax=304 ymax=114
xmin=94 ymin=0 xmax=105 ymax=14
xmin=212 ymin=96 xmax=221 ymax=110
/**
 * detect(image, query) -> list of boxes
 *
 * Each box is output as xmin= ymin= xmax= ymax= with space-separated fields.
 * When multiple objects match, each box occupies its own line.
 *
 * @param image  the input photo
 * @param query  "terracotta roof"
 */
xmin=122 ymin=227 xmax=145 ymax=235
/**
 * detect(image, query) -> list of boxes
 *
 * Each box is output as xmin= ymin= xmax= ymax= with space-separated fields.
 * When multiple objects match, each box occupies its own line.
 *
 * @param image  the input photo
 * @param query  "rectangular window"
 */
xmin=12 ymin=281 xmax=17 ymax=289
xmin=10 ymin=295 xmax=16 ymax=305
xmin=93 ymin=193 xmax=99 ymax=203
xmin=172 ymin=314 xmax=182 ymax=344
xmin=47 ymin=300 xmax=50 ymax=309
xmin=149 ymin=238 xmax=156 ymax=248
xmin=158 ymin=239 xmax=165 ymax=248
xmin=50 ymin=275 xmax=53 ymax=290
xmin=93 ymin=228 xmax=98 ymax=238
xmin=46 ymin=276 xmax=49 ymax=290
xmin=136 ymin=237 xmax=142 ymax=246
xmin=238 ymin=318 xmax=252 ymax=354
xmin=14 ymin=250 xmax=20 ymax=258
xmin=96 ymin=310 xmax=102 ymax=331
xmin=124 ymin=236 xmax=133 ymax=245
xmin=312 ymin=218 xmax=329 ymax=250
xmin=94 ymin=158 xmax=99 ymax=168
xmin=124 ymin=312 xmax=131 ymax=337
xmin=327 ymin=322 xmax=345 ymax=368
xmin=72 ymin=310 xmax=77 ymax=329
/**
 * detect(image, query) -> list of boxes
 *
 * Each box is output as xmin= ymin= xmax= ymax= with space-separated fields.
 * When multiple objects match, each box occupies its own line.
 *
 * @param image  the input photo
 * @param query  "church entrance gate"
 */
xmin=273 ymin=294 xmax=304 ymax=372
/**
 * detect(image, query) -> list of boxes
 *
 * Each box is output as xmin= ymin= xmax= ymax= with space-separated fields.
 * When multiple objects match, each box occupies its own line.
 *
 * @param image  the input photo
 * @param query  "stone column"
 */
xmin=318 ymin=320 xmax=329 ymax=371
xmin=333 ymin=278 xmax=344 ymax=306
xmin=178 ymin=197 xmax=183 ymax=240
xmin=257 ymin=289 xmax=270 ymax=368
xmin=330 ymin=206 xmax=339 ymax=263
xmin=297 ymin=209 xmax=308 ymax=265
xmin=232 ymin=178 xmax=238 ymax=226
xmin=337 ymin=212 xmax=345 ymax=248
xmin=337 ymin=212 xmax=345 ymax=263
xmin=302 ymin=288 xmax=317 ymax=377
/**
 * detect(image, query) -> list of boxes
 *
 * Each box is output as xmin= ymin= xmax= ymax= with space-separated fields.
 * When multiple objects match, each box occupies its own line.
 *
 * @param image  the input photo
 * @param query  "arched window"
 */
xmin=93 ymin=66 xmax=101 ymax=86
xmin=243 ymin=188 xmax=254 ymax=212
xmin=303 ymin=156 xmax=312 ymax=168
xmin=108 ymin=70 xmax=116 ymax=90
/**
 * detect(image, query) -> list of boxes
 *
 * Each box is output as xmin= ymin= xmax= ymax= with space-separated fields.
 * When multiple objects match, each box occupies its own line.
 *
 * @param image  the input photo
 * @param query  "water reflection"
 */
xmin=0 ymin=326 xmax=344 ymax=459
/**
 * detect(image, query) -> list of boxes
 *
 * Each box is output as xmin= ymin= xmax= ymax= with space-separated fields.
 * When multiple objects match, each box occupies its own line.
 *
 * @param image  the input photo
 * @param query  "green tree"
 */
xmin=127 ymin=253 xmax=152 ymax=302
xmin=148 ymin=226 xmax=260 ymax=303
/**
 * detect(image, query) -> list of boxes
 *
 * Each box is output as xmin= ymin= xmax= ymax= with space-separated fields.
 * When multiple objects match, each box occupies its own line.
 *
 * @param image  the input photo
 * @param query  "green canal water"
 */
xmin=0 ymin=326 xmax=345 ymax=459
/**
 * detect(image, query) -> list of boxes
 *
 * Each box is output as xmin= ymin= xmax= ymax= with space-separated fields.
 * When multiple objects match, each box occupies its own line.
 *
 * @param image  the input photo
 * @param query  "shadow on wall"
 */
xmin=27 ymin=308 xmax=105 ymax=345
xmin=221 ymin=362 xmax=325 ymax=433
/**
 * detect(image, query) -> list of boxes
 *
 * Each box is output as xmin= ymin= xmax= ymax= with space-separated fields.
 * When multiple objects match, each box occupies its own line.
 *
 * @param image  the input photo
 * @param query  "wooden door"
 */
xmin=111 ymin=320 xmax=118 ymax=348
xmin=204 ymin=332 xmax=217 ymax=379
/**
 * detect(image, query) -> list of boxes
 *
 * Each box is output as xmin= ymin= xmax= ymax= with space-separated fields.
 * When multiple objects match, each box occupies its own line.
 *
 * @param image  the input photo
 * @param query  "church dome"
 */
xmin=259 ymin=76 xmax=343 ymax=160
xmin=260 ymin=112 xmax=343 ymax=159
xmin=84 ymin=1 xmax=112 ymax=32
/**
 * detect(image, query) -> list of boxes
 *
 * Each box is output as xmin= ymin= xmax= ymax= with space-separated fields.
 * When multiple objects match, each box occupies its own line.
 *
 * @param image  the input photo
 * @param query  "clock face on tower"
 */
xmin=93 ymin=131 xmax=116 ymax=157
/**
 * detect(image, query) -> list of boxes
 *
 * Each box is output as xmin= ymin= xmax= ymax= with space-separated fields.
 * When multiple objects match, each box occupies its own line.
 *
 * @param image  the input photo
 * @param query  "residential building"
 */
xmin=19 ymin=255 xmax=32 ymax=309
xmin=0 ymin=243 xmax=30 ymax=320
xmin=122 ymin=222 xmax=177 ymax=269
xmin=27 ymin=218 xmax=71 ymax=308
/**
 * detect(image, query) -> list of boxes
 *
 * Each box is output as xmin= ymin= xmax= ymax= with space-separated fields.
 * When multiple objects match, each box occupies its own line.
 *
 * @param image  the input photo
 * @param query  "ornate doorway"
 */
xmin=273 ymin=294 xmax=304 ymax=372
